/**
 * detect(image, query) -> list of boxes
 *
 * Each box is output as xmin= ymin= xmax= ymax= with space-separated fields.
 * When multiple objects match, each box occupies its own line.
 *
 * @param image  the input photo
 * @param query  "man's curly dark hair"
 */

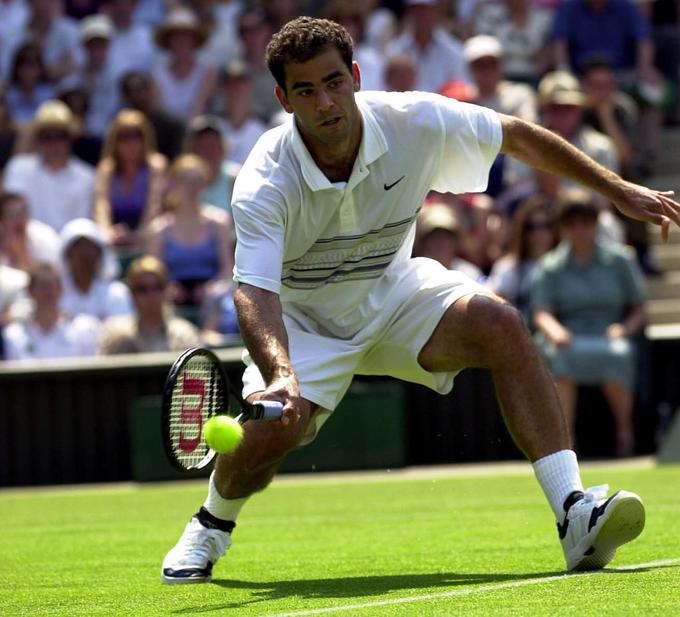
xmin=266 ymin=17 xmax=354 ymax=92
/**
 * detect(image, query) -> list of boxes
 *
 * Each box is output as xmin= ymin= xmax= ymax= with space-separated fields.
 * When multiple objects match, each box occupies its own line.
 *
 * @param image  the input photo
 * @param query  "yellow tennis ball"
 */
xmin=203 ymin=415 xmax=244 ymax=453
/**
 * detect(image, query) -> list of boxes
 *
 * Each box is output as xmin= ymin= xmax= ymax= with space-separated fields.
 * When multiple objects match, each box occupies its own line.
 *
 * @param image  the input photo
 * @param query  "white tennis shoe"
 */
xmin=161 ymin=517 xmax=231 ymax=584
xmin=559 ymin=484 xmax=645 ymax=571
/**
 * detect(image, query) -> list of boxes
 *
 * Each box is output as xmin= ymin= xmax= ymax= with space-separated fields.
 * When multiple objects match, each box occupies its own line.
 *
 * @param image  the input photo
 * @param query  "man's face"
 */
xmin=29 ymin=271 xmax=62 ymax=308
xmin=582 ymin=67 xmax=617 ymax=105
xmin=275 ymin=47 xmax=361 ymax=151
xmin=66 ymin=237 xmax=102 ymax=276
xmin=85 ymin=37 xmax=110 ymax=68
xmin=0 ymin=197 xmax=29 ymax=236
xmin=542 ymin=103 xmax=583 ymax=139
xmin=470 ymin=56 xmax=501 ymax=95
xmin=37 ymin=128 xmax=72 ymax=164
xmin=130 ymin=273 xmax=166 ymax=313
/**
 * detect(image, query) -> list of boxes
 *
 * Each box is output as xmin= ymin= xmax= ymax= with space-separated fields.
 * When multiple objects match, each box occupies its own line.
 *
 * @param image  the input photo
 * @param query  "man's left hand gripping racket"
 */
xmin=162 ymin=347 xmax=283 ymax=471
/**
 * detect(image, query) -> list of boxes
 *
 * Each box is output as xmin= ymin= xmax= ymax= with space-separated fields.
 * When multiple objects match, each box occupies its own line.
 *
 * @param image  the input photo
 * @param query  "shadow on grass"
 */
xmin=171 ymin=561 xmax=680 ymax=614
xmin=172 ymin=570 xmax=563 ymax=613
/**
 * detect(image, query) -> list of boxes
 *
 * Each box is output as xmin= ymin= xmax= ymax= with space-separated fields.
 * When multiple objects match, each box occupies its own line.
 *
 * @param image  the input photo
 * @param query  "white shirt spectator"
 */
xmin=355 ymin=45 xmax=385 ymax=92
xmin=60 ymin=273 xmax=132 ymax=320
xmin=26 ymin=219 xmax=62 ymax=264
xmin=219 ymin=117 xmax=267 ymax=165
xmin=108 ymin=23 xmax=156 ymax=79
xmin=0 ymin=0 xmax=28 ymax=80
xmin=386 ymin=28 xmax=470 ymax=93
xmin=3 ymin=154 xmax=95 ymax=231
xmin=4 ymin=313 xmax=99 ymax=360
xmin=0 ymin=263 xmax=27 ymax=315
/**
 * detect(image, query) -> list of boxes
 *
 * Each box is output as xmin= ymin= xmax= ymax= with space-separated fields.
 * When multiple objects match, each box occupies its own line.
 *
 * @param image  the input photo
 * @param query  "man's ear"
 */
xmin=275 ymin=85 xmax=293 ymax=113
xmin=352 ymin=61 xmax=361 ymax=92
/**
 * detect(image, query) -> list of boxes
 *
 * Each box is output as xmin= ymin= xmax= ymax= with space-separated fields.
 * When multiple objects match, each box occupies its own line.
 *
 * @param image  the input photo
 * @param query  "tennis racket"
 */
xmin=161 ymin=347 xmax=283 ymax=471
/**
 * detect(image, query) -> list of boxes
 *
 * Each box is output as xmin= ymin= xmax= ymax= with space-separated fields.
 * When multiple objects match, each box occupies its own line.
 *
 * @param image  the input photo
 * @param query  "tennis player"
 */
xmin=162 ymin=17 xmax=680 ymax=583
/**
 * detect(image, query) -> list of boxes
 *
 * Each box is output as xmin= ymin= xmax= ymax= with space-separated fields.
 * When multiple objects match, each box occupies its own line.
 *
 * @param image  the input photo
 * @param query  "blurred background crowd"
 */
xmin=0 ymin=0 xmax=679 ymax=451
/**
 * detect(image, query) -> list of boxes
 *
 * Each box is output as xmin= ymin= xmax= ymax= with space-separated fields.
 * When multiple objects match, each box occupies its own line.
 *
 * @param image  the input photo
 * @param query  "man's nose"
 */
xmin=316 ymin=88 xmax=333 ymax=109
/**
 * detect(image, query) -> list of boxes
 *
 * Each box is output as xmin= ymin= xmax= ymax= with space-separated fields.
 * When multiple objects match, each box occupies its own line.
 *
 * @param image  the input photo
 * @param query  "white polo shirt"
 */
xmin=232 ymin=90 xmax=501 ymax=338
xmin=4 ymin=154 xmax=94 ymax=231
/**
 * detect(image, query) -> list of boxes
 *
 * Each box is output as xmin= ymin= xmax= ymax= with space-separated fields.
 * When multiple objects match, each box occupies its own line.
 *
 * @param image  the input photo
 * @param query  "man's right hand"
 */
xmin=259 ymin=375 xmax=310 ymax=426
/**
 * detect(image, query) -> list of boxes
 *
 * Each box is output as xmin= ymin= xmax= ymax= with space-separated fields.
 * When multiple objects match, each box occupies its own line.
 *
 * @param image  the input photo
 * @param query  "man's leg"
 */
xmin=418 ymin=293 xmax=570 ymax=461
xmin=418 ymin=293 xmax=645 ymax=570
xmin=162 ymin=398 xmax=317 ymax=584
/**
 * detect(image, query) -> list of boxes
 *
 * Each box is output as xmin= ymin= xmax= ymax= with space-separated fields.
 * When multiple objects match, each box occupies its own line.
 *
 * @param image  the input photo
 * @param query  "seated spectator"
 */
xmin=0 ymin=263 xmax=28 ymax=325
xmin=184 ymin=115 xmax=240 ymax=215
xmin=14 ymin=0 xmax=82 ymax=83
xmin=0 ymin=0 xmax=29 ymax=82
xmin=5 ymin=42 xmax=56 ymax=124
xmin=473 ymin=0 xmax=552 ymax=85
xmin=3 ymin=100 xmax=94 ymax=231
xmin=94 ymin=109 xmax=166 ymax=249
xmin=551 ymin=0 xmax=659 ymax=84
xmin=324 ymin=0 xmax=385 ymax=91
xmin=505 ymin=71 xmax=620 ymax=191
xmin=463 ymin=35 xmax=538 ymax=122
xmin=120 ymin=70 xmax=186 ymax=162
xmin=3 ymin=262 xmax=99 ymax=360
xmin=486 ymin=196 xmax=558 ymax=321
xmin=152 ymin=7 xmax=217 ymax=121
xmin=189 ymin=0 xmax=240 ymax=71
xmin=531 ymin=190 xmax=646 ymax=457
xmin=62 ymin=14 xmax=120 ymax=140
xmin=215 ymin=60 xmax=267 ymax=165
xmin=234 ymin=8 xmax=278 ymax=123
xmin=0 ymin=192 xmax=61 ymax=271
xmin=58 ymin=85 xmax=103 ymax=166
xmin=0 ymin=93 xmax=19 ymax=174
xmin=199 ymin=278 xmax=240 ymax=347
xmin=384 ymin=54 xmax=419 ymax=92
xmin=386 ymin=0 xmax=469 ymax=93
xmin=146 ymin=154 xmax=234 ymax=307
xmin=60 ymin=218 xmax=133 ymax=321
xmin=98 ymin=254 xmax=200 ymax=353
xmin=413 ymin=202 xmax=484 ymax=281
xmin=103 ymin=0 xmax=156 ymax=80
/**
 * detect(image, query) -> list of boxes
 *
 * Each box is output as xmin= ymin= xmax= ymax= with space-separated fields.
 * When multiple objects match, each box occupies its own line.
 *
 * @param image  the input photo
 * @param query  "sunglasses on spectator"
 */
xmin=132 ymin=283 xmax=166 ymax=294
xmin=117 ymin=130 xmax=144 ymax=141
xmin=38 ymin=130 xmax=70 ymax=142
xmin=526 ymin=221 xmax=553 ymax=232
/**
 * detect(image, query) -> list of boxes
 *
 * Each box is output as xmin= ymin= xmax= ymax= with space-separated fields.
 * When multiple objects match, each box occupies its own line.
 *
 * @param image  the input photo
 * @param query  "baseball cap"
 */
xmin=418 ymin=203 xmax=461 ymax=236
xmin=538 ymin=71 xmax=587 ymax=106
xmin=80 ymin=14 xmax=114 ymax=43
xmin=463 ymin=35 xmax=503 ymax=64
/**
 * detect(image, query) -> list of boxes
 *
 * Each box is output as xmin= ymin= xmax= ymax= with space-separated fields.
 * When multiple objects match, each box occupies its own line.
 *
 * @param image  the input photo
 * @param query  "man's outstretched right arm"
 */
xmin=233 ymin=283 xmax=305 ymax=425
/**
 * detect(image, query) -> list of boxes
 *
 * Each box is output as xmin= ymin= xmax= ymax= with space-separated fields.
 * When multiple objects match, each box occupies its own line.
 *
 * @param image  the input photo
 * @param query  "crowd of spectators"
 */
xmin=0 ymin=0 xmax=678 ymax=448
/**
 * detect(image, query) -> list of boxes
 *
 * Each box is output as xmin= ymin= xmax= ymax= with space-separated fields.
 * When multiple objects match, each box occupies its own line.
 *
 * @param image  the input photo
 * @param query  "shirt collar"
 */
xmin=289 ymin=94 xmax=388 ymax=192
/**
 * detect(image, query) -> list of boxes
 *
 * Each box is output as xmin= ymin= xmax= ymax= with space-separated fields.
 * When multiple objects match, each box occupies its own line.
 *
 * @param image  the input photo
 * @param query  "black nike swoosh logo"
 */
xmin=384 ymin=175 xmax=405 ymax=191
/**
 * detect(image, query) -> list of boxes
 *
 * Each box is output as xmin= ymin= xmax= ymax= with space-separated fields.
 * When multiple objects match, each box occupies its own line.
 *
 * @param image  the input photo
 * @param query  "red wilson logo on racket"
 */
xmin=179 ymin=377 xmax=206 ymax=453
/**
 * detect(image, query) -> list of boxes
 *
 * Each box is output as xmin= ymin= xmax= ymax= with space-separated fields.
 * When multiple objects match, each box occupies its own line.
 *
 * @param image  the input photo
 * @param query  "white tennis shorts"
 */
xmin=242 ymin=257 xmax=489 ymax=442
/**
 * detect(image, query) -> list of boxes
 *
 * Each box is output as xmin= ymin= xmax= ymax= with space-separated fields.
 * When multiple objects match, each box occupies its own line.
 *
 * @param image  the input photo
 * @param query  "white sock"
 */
xmin=533 ymin=450 xmax=584 ymax=520
xmin=202 ymin=472 xmax=248 ymax=522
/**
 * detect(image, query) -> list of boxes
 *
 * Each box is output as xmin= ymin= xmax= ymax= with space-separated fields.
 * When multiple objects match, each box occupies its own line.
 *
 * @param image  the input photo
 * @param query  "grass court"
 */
xmin=2 ymin=460 xmax=679 ymax=616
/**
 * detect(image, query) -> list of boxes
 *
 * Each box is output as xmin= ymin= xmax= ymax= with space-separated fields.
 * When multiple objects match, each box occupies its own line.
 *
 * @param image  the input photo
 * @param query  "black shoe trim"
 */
xmin=584 ymin=546 xmax=596 ymax=556
xmin=587 ymin=491 xmax=619 ymax=533
xmin=163 ymin=562 xmax=213 ymax=579
xmin=563 ymin=490 xmax=585 ymax=513
xmin=557 ymin=491 xmax=585 ymax=540
xmin=196 ymin=507 xmax=236 ymax=534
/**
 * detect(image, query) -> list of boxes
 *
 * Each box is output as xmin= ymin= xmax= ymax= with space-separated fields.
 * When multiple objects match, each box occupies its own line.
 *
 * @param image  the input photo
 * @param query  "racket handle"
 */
xmin=251 ymin=400 xmax=284 ymax=421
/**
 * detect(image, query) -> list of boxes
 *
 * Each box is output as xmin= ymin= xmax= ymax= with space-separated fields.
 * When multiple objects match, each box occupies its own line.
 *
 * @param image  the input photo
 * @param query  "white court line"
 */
xmin=265 ymin=558 xmax=680 ymax=617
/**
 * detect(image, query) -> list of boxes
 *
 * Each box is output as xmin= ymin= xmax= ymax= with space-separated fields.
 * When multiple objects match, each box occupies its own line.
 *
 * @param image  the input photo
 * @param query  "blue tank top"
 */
xmin=110 ymin=166 xmax=151 ymax=229
xmin=163 ymin=224 xmax=220 ymax=283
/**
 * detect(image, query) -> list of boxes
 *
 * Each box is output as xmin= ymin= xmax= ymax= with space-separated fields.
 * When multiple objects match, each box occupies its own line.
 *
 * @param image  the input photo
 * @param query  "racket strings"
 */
xmin=169 ymin=354 xmax=225 ymax=468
